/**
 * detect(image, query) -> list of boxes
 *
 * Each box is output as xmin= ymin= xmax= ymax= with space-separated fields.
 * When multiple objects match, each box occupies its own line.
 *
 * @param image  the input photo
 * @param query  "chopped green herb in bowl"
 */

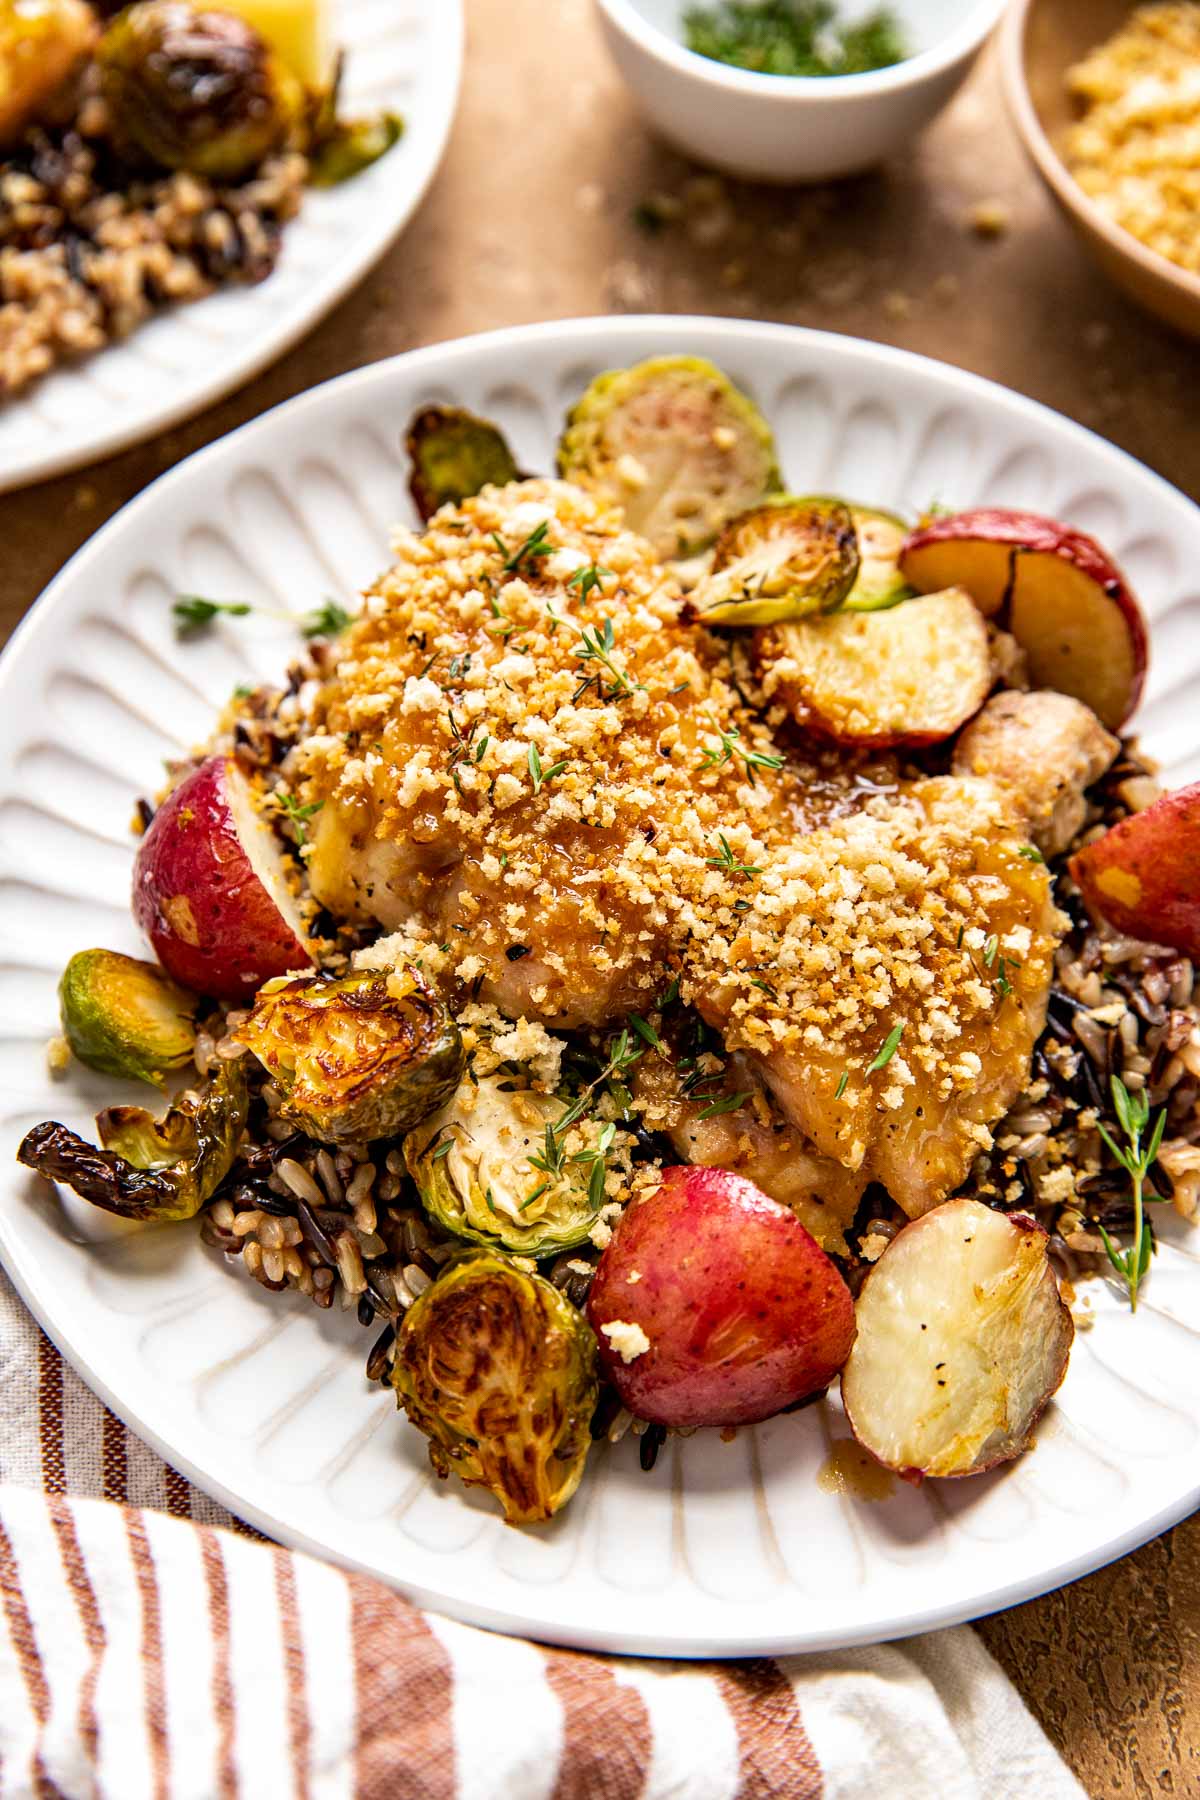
xmin=683 ymin=0 xmax=907 ymax=78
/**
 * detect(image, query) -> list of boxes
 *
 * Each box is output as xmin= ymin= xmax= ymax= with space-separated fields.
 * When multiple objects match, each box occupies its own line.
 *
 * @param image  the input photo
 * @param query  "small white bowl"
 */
xmin=594 ymin=0 xmax=1009 ymax=182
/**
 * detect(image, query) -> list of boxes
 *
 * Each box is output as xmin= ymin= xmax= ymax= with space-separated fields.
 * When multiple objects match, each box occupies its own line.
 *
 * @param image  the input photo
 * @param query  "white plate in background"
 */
xmin=0 ymin=0 xmax=462 ymax=495
xmin=1 ymin=316 xmax=1197 ymax=1655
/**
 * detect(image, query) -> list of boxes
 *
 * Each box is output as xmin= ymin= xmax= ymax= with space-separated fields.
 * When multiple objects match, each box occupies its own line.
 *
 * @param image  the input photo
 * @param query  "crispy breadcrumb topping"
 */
xmin=291 ymin=479 xmax=1060 ymax=1194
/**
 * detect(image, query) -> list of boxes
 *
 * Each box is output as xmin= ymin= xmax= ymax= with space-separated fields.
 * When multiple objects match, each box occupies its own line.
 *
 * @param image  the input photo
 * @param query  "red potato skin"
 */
xmin=133 ymin=757 xmax=313 ymax=1001
xmin=587 ymin=1166 xmax=856 ymax=1428
xmin=1070 ymin=782 xmax=1200 ymax=957
xmin=899 ymin=508 xmax=1148 ymax=729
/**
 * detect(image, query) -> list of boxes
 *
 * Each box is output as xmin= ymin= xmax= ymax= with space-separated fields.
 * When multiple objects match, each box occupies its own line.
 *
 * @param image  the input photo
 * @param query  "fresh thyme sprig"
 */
xmin=173 ymin=593 xmax=354 ymax=640
xmin=706 ymin=833 xmax=762 ymax=878
xmin=866 ymin=1021 xmax=904 ymax=1073
xmin=575 ymin=617 xmax=641 ymax=698
xmin=697 ymin=722 xmax=784 ymax=783
xmin=527 ymin=742 xmax=569 ymax=794
xmin=173 ymin=596 xmax=252 ymax=632
xmin=567 ymin=560 xmax=614 ymax=604
xmin=697 ymin=1089 xmax=753 ymax=1120
xmin=1096 ymin=1074 xmax=1167 ymax=1312
xmin=494 ymin=519 xmax=553 ymax=573
xmin=301 ymin=598 xmax=353 ymax=639
xmin=273 ymin=791 xmax=323 ymax=845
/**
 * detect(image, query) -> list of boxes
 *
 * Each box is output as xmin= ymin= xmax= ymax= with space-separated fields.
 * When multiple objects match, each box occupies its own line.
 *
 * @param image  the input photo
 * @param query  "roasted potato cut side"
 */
xmin=900 ymin=507 xmax=1148 ymax=730
xmin=754 ymin=586 xmax=991 ymax=747
xmin=841 ymin=1199 xmax=1073 ymax=1480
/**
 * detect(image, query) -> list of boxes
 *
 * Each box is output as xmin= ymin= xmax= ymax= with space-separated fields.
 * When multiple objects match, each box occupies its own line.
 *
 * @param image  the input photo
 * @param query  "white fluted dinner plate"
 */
xmin=2 ymin=317 xmax=1199 ymax=1656
xmin=0 ymin=0 xmax=462 ymax=496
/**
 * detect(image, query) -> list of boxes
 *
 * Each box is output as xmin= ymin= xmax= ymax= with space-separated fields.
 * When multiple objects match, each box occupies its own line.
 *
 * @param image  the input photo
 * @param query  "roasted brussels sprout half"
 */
xmin=309 ymin=109 xmax=403 ymax=187
xmin=96 ymin=0 xmax=305 ymax=180
xmin=839 ymin=503 xmax=913 ymax=612
xmin=236 ymin=966 xmax=464 ymax=1144
xmin=58 ymin=948 xmax=198 ymax=1088
xmin=405 ymin=1073 xmax=615 ymax=1258
xmin=0 ymin=0 xmax=97 ymax=149
xmin=17 ymin=1058 xmax=249 ymax=1222
xmin=690 ymin=495 xmax=860 ymax=626
xmin=406 ymin=405 xmax=521 ymax=523
xmin=391 ymin=1247 xmax=598 ymax=1524
xmin=557 ymin=354 xmax=781 ymax=561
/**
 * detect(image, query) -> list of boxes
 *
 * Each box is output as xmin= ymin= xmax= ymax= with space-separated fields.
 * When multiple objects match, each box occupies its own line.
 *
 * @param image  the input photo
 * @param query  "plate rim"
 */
xmin=3 ymin=314 xmax=1200 ymax=1656
xmin=0 ymin=0 xmax=465 ymax=498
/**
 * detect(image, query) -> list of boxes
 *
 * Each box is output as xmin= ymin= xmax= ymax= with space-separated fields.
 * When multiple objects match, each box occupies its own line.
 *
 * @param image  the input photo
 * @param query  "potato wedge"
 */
xmin=841 ymin=1199 xmax=1073 ymax=1480
xmin=754 ymin=586 xmax=991 ymax=747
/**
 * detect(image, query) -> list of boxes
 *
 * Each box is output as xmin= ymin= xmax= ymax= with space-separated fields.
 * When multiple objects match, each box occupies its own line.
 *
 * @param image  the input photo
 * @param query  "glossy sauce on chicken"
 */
xmin=291 ymin=478 xmax=1061 ymax=1216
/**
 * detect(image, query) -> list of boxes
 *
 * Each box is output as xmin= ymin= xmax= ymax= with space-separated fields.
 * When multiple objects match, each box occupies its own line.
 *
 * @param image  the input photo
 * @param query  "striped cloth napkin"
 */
xmin=0 ymin=1267 xmax=1085 ymax=1800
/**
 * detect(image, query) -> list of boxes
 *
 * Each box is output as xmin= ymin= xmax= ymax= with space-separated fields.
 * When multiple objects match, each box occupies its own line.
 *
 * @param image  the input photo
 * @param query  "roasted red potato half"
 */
xmin=754 ymin=586 xmax=991 ymax=748
xmin=841 ymin=1199 xmax=1073 ymax=1481
xmin=1070 ymin=781 xmax=1200 ymax=957
xmin=133 ymin=756 xmax=313 ymax=1001
xmin=900 ymin=508 xmax=1148 ymax=731
xmin=587 ymin=1165 xmax=856 ymax=1428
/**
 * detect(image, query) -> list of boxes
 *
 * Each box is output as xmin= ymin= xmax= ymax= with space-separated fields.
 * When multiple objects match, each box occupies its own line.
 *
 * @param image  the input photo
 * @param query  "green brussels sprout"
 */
xmin=690 ymin=495 xmax=860 ymax=627
xmin=16 ymin=1058 xmax=249 ymax=1222
xmin=308 ymin=109 xmax=403 ymax=188
xmin=557 ymin=354 xmax=781 ymax=561
xmin=835 ymin=503 xmax=914 ymax=613
xmin=405 ymin=1073 xmax=616 ymax=1258
xmin=96 ymin=0 xmax=305 ymax=180
xmin=391 ymin=1247 xmax=598 ymax=1524
xmin=405 ymin=405 xmax=521 ymax=524
xmin=58 ymin=948 xmax=197 ymax=1088
xmin=236 ymin=966 xmax=464 ymax=1144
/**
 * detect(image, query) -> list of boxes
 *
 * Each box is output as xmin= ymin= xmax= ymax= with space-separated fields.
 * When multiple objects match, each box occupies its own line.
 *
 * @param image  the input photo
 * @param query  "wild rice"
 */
xmin=1 ymin=92 xmax=306 ymax=397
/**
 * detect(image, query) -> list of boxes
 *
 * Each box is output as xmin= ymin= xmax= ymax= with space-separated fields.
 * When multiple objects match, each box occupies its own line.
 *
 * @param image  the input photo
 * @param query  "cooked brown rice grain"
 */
xmin=277 ymin=1157 xmax=325 ymax=1209
xmin=315 ymin=1149 xmax=343 ymax=1205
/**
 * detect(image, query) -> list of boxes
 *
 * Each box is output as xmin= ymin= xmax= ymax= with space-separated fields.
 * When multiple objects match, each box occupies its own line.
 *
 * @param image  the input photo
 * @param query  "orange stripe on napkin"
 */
xmin=715 ymin=1658 xmax=822 ymax=1798
xmin=36 ymin=1335 xmax=65 ymax=1497
xmin=199 ymin=1526 xmax=239 ymax=1800
xmin=348 ymin=1570 xmax=457 ymax=1799
xmin=274 ymin=1549 xmax=312 ymax=1800
xmin=125 ymin=1511 xmax=170 ymax=1800
xmin=46 ymin=1499 xmax=106 ymax=1773
xmin=543 ymin=1648 xmax=654 ymax=1799
xmin=0 ymin=1514 xmax=60 ymax=1799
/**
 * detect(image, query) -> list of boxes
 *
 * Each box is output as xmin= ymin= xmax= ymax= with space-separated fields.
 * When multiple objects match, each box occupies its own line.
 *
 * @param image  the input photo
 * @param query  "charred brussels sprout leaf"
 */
xmin=308 ymin=109 xmax=403 ymax=187
xmin=557 ymin=354 xmax=780 ymax=561
xmin=391 ymin=1248 xmax=598 ymax=1524
xmin=836 ymin=503 xmax=914 ymax=613
xmin=236 ymin=966 xmax=464 ymax=1143
xmin=691 ymin=495 xmax=860 ymax=626
xmin=405 ymin=1073 xmax=613 ymax=1258
xmin=16 ymin=1058 xmax=249 ymax=1221
xmin=58 ymin=948 xmax=197 ymax=1087
xmin=97 ymin=0 xmax=305 ymax=180
xmin=405 ymin=405 xmax=520 ymax=523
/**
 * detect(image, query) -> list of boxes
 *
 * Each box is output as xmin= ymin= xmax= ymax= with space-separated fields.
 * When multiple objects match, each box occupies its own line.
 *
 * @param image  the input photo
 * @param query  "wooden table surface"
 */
xmin=2 ymin=1 xmax=1198 ymax=1789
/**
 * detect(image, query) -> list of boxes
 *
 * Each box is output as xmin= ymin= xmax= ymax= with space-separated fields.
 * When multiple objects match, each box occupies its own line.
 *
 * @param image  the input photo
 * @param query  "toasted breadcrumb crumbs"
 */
xmin=600 ymin=1320 xmax=651 ymax=1363
xmin=291 ymin=478 xmax=1061 ymax=1213
xmin=1064 ymin=4 xmax=1200 ymax=275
